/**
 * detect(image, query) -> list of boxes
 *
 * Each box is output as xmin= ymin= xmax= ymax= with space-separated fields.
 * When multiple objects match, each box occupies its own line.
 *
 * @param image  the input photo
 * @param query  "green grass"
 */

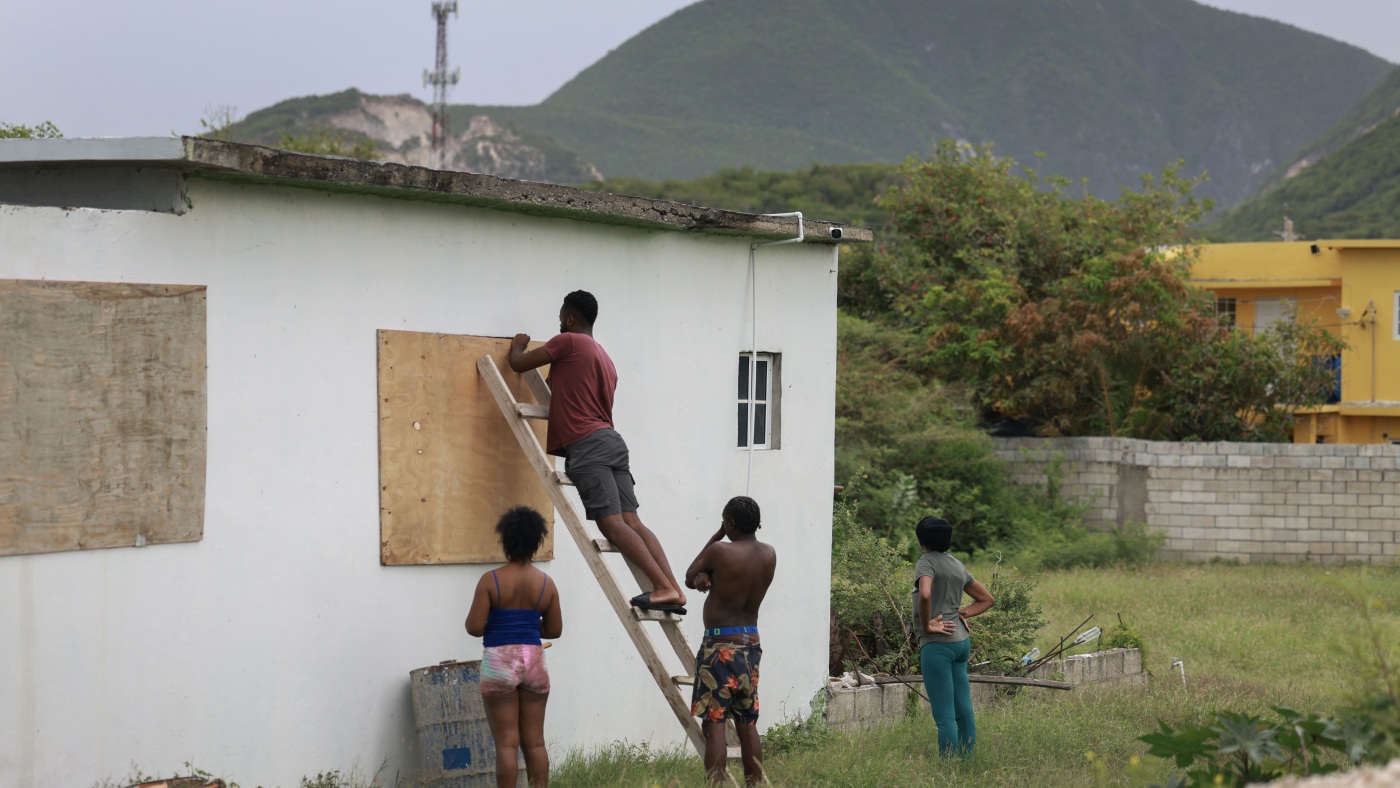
xmin=553 ymin=562 xmax=1400 ymax=786
xmin=1025 ymin=563 xmax=1400 ymax=708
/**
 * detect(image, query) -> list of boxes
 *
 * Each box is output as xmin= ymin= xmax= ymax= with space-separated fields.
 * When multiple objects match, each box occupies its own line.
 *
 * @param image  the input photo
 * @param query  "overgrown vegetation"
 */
xmin=830 ymin=484 xmax=1048 ymax=677
xmin=275 ymin=129 xmax=380 ymax=160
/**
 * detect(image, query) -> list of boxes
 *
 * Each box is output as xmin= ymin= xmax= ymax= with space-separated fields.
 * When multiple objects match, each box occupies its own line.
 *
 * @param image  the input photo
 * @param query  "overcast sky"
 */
xmin=2 ymin=0 xmax=1397 ymax=139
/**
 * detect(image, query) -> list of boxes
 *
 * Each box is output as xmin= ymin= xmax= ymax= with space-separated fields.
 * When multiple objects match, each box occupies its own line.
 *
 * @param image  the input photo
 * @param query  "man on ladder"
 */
xmin=510 ymin=290 xmax=687 ymax=613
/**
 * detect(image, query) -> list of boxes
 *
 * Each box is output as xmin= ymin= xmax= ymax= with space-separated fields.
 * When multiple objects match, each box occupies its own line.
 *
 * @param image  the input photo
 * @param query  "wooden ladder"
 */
xmin=477 ymin=355 xmax=719 ymax=760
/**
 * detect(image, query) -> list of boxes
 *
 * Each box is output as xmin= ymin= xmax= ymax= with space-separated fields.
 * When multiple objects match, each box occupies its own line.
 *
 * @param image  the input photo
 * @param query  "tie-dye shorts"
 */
xmin=479 ymin=644 xmax=551 ymax=695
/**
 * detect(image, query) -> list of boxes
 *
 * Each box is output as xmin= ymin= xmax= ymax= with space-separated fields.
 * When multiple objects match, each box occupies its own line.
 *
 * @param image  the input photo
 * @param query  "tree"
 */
xmin=845 ymin=141 xmax=1343 ymax=441
xmin=0 ymin=121 xmax=62 ymax=139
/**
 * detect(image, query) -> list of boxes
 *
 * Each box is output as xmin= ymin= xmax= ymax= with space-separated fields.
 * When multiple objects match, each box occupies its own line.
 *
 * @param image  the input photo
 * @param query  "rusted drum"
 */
xmin=410 ymin=660 xmax=525 ymax=787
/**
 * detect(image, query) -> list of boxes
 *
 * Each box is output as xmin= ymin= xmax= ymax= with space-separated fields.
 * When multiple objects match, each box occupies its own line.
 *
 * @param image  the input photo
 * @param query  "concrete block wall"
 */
xmin=993 ymin=438 xmax=1400 ymax=565
xmin=1030 ymin=648 xmax=1145 ymax=687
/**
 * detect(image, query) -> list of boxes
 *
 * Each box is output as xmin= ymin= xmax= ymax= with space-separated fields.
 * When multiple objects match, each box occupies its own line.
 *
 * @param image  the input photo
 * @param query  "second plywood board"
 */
xmin=378 ymin=331 xmax=554 ymax=565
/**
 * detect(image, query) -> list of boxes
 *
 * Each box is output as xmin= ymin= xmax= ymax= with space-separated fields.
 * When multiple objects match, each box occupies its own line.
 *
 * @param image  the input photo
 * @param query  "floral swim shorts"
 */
xmin=479 ymin=644 xmax=550 ymax=696
xmin=690 ymin=639 xmax=761 ymax=725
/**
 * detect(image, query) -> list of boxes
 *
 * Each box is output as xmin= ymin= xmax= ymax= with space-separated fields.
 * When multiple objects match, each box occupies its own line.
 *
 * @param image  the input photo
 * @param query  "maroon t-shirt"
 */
xmin=542 ymin=332 xmax=617 ymax=455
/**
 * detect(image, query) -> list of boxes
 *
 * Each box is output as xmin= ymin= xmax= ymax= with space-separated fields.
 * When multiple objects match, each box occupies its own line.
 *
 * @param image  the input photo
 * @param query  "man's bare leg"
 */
xmin=621 ymin=511 xmax=685 ymax=607
xmin=596 ymin=513 xmax=685 ymax=606
xmin=737 ymin=721 xmax=766 ymax=786
xmin=702 ymin=720 xmax=731 ymax=785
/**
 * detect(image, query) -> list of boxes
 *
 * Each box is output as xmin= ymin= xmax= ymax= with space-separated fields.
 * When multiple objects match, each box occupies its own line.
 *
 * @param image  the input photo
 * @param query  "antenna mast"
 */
xmin=423 ymin=1 xmax=460 ymax=169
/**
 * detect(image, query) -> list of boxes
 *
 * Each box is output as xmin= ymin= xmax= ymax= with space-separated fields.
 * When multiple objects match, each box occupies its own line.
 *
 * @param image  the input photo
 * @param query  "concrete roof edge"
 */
xmin=0 ymin=136 xmax=190 ymax=166
xmin=0 ymin=137 xmax=872 ymax=244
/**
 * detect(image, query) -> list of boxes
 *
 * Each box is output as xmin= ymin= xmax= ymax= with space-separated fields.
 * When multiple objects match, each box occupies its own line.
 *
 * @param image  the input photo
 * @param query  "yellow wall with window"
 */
xmin=1190 ymin=241 xmax=1400 ymax=444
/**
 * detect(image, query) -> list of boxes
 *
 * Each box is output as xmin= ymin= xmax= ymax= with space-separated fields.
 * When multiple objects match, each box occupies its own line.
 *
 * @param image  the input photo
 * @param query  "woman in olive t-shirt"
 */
xmin=912 ymin=516 xmax=995 ymax=757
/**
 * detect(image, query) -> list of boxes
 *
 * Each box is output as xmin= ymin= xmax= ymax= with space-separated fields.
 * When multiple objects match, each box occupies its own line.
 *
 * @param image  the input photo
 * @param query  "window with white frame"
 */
xmin=737 ymin=352 xmax=780 ymax=449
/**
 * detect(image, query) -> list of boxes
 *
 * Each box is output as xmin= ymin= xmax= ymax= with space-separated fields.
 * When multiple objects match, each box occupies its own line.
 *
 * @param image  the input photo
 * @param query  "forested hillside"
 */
xmin=460 ymin=0 xmax=1391 ymax=206
xmin=1208 ymin=66 xmax=1400 ymax=240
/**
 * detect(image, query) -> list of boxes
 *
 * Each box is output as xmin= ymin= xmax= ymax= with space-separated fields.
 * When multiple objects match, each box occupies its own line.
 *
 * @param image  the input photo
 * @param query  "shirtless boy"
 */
xmin=509 ymin=290 xmax=686 ymax=613
xmin=684 ymin=496 xmax=777 ymax=786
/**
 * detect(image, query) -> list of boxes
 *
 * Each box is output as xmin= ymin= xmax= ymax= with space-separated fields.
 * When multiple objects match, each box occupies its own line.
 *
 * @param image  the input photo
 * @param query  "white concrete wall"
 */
xmin=0 ymin=178 xmax=839 ymax=787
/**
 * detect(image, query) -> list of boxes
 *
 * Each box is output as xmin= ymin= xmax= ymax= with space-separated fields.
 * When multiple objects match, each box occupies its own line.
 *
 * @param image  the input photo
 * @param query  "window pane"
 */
xmin=737 ymin=355 xmax=749 ymax=401
xmin=756 ymin=358 xmax=768 ymax=402
xmin=737 ymin=403 xmax=748 ymax=447
xmin=753 ymin=404 xmax=767 ymax=444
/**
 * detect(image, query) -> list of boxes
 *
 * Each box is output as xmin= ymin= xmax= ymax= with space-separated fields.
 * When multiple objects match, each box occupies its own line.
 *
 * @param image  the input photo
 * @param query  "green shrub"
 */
xmin=1140 ymin=707 xmax=1375 ymax=786
xmin=1103 ymin=614 xmax=1148 ymax=663
xmin=1006 ymin=519 xmax=1163 ymax=572
xmin=830 ymin=480 xmax=920 ymax=675
xmin=761 ymin=692 xmax=833 ymax=756
xmin=832 ymin=486 xmax=1046 ymax=678
xmin=968 ymin=564 xmax=1044 ymax=674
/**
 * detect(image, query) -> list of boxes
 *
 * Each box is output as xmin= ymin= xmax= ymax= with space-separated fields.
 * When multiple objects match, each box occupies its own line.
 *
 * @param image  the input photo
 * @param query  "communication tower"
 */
xmin=423 ymin=1 xmax=460 ymax=169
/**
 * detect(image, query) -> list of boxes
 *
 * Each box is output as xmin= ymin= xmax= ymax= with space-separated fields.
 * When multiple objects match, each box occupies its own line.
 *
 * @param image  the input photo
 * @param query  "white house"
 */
xmin=0 ymin=138 xmax=866 ymax=787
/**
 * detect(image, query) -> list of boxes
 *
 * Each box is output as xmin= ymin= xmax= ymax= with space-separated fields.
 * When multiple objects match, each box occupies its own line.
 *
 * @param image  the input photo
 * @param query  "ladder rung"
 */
xmin=633 ymin=608 xmax=685 ymax=623
xmin=515 ymin=403 xmax=549 ymax=419
xmin=593 ymin=538 xmax=617 ymax=553
xmin=555 ymin=470 xmax=573 ymax=486
xmin=672 ymin=675 xmax=694 ymax=686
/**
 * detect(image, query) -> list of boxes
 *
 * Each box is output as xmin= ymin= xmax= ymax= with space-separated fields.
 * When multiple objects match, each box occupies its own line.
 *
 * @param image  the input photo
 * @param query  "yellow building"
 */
xmin=1190 ymin=241 xmax=1400 ymax=444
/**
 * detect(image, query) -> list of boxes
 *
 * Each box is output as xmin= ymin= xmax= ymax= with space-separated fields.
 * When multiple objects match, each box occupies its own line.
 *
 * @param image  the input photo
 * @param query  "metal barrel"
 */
xmin=409 ymin=660 xmax=525 ymax=787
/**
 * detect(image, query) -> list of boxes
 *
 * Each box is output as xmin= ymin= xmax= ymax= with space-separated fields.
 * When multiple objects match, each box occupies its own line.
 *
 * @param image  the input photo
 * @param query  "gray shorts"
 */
xmin=563 ymin=428 xmax=639 ymax=520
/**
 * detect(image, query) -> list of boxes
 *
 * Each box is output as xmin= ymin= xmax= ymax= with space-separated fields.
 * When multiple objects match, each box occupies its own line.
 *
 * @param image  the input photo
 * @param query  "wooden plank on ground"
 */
xmin=377 ymin=332 xmax=553 ymax=565
xmin=0 ymin=279 xmax=207 ymax=557
xmin=872 ymin=674 xmax=1072 ymax=690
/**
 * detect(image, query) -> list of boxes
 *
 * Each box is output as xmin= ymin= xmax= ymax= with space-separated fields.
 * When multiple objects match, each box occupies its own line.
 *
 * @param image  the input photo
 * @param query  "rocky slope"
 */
xmin=226 ymin=90 xmax=602 ymax=183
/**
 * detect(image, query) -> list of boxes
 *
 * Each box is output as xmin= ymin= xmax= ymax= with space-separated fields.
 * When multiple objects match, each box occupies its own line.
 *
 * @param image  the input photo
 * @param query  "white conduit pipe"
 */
xmin=746 ymin=212 xmax=804 ymax=495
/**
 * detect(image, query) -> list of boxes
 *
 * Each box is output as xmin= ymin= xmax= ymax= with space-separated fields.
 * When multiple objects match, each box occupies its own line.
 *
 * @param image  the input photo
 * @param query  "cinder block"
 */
xmin=825 ymin=688 xmax=855 ymax=725
xmin=851 ymin=686 xmax=882 ymax=726
xmin=882 ymin=683 xmax=909 ymax=721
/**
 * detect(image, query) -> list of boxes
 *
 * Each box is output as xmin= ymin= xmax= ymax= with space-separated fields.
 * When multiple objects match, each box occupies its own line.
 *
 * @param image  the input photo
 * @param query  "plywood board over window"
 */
xmin=0 ymin=279 xmax=207 ymax=557
xmin=378 ymin=331 xmax=555 ymax=565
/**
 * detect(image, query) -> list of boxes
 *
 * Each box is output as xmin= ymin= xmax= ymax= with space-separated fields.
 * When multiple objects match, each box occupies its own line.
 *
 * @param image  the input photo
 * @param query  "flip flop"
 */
xmin=630 ymin=592 xmax=686 ymax=616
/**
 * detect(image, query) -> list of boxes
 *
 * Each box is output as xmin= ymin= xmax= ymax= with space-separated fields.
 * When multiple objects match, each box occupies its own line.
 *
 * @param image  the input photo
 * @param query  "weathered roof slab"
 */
xmin=0 ymin=137 xmax=871 ymax=244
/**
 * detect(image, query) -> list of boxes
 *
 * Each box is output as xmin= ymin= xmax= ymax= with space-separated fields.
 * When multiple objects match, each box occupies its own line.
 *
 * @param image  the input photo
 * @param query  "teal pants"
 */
xmin=920 ymin=639 xmax=975 ymax=756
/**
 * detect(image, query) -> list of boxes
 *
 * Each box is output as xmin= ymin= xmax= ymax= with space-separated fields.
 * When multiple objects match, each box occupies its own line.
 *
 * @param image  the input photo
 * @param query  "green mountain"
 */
xmin=457 ymin=0 xmax=1390 ymax=205
xmin=1206 ymin=66 xmax=1400 ymax=240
